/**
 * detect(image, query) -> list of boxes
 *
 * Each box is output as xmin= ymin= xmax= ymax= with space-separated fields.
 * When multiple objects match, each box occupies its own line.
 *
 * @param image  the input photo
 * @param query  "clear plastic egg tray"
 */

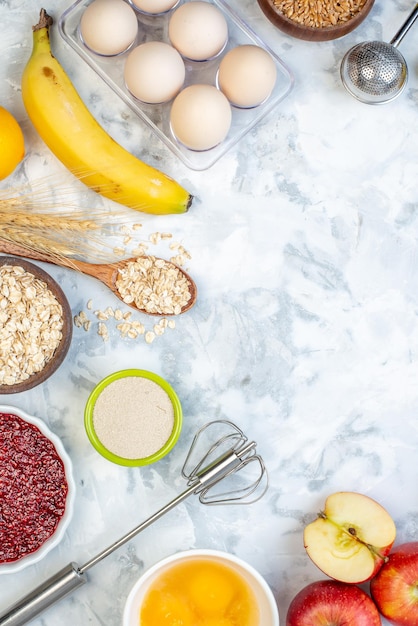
xmin=58 ymin=0 xmax=294 ymax=171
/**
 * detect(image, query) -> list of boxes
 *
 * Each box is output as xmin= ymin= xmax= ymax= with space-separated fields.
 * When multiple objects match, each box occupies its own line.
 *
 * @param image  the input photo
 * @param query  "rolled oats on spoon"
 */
xmin=0 ymin=239 xmax=197 ymax=316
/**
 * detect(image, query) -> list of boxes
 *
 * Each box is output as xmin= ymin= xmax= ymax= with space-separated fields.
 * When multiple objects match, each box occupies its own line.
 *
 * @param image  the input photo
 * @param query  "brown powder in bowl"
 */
xmin=92 ymin=377 xmax=175 ymax=459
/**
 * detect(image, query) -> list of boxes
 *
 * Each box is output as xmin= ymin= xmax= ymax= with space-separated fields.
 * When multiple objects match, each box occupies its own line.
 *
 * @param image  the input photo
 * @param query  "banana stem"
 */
xmin=33 ymin=8 xmax=53 ymax=32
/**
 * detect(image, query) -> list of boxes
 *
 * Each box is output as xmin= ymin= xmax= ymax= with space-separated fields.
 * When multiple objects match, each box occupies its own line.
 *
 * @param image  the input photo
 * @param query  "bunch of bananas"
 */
xmin=21 ymin=9 xmax=193 ymax=215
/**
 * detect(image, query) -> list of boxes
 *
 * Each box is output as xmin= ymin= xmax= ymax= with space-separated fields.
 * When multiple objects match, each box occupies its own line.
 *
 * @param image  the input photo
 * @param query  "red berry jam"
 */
xmin=0 ymin=412 xmax=68 ymax=563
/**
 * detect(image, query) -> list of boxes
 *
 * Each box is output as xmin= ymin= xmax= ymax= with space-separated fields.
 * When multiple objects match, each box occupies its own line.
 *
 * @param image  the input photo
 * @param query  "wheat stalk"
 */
xmin=0 ymin=182 xmax=146 ymax=262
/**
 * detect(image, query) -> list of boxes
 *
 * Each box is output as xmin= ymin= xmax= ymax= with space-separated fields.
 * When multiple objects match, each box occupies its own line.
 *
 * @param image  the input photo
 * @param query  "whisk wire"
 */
xmin=197 ymin=453 xmax=268 ymax=505
xmin=181 ymin=419 xmax=248 ymax=481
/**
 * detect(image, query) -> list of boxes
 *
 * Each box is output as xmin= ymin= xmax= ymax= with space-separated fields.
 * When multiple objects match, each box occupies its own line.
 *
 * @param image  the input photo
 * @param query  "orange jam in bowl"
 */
xmin=123 ymin=549 xmax=279 ymax=626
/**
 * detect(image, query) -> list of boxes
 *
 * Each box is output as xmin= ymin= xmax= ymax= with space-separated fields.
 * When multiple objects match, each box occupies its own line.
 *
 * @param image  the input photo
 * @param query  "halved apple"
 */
xmin=303 ymin=491 xmax=396 ymax=583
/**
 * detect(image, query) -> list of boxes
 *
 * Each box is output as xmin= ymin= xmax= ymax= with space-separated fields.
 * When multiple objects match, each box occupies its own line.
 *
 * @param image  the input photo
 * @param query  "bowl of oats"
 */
xmin=257 ymin=0 xmax=375 ymax=41
xmin=0 ymin=257 xmax=73 ymax=394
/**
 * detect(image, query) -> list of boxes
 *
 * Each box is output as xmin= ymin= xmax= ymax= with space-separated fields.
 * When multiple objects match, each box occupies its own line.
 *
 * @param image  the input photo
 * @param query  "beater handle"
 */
xmin=0 ymin=563 xmax=86 ymax=626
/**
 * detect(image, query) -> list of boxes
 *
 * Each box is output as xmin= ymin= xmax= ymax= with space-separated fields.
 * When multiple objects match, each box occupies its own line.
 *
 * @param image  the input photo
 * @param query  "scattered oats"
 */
xmin=116 ymin=322 xmax=131 ymax=336
xmin=153 ymin=324 xmax=165 ymax=336
xmin=175 ymin=245 xmax=191 ymax=259
xmin=170 ymin=254 xmax=186 ymax=266
xmin=145 ymin=331 xmax=155 ymax=344
xmin=0 ymin=265 xmax=64 ymax=385
xmin=72 ymin=230 xmax=191 ymax=346
xmin=98 ymin=322 xmax=109 ymax=342
xmin=131 ymin=320 xmax=145 ymax=334
xmin=95 ymin=310 xmax=109 ymax=321
xmin=132 ymin=244 xmax=148 ymax=256
xmin=74 ymin=311 xmax=86 ymax=328
xmin=149 ymin=232 xmax=161 ymax=245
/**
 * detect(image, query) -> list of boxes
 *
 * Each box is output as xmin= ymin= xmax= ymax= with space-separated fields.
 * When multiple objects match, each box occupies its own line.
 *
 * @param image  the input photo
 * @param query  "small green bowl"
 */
xmin=84 ymin=369 xmax=182 ymax=467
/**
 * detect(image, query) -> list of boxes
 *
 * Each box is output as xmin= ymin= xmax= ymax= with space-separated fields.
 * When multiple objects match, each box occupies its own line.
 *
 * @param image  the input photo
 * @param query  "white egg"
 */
xmin=124 ymin=42 xmax=185 ymax=104
xmin=168 ymin=1 xmax=228 ymax=61
xmin=217 ymin=45 xmax=277 ymax=108
xmin=129 ymin=0 xmax=179 ymax=14
xmin=80 ymin=0 xmax=138 ymax=56
xmin=170 ymin=84 xmax=232 ymax=151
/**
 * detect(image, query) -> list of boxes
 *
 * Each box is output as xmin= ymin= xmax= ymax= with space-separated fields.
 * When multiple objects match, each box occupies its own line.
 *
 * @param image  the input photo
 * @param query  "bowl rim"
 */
xmin=84 ymin=368 xmax=183 ymax=467
xmin=257 ymin=0 xmax=375 ymax=41
xmin=0 ymin=404 xmax=76 ymax=574
xmin=123 ymin=548 xmax=280 ymax=625
xmin=0 ymin=256 xmax=73 ymax=395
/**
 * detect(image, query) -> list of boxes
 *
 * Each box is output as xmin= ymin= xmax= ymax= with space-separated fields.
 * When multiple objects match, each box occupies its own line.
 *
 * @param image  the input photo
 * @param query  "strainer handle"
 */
xmin=390 ymin=3 xmax=418 ymax=48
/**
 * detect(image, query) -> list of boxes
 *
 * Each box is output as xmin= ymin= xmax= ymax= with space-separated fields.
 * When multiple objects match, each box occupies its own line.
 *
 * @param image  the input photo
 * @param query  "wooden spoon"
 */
xmin=0 ymin=238 xmax=197 ymax=316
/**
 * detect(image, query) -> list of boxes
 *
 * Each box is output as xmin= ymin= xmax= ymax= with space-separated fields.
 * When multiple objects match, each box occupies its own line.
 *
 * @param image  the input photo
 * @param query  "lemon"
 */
xmin=0 ymin=106 xmax=25 ymax=180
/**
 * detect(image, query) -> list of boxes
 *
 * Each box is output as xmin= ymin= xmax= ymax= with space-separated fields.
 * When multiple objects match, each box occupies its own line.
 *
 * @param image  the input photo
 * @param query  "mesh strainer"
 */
xmin=340 ymin=4 xmax=418 ymax=104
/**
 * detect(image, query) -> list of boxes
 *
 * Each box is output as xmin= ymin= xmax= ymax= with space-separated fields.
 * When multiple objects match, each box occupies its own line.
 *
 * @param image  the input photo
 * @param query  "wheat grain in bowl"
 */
xmin=258 ymin=0 xmax=374 ymax=41
xmin=274 ymin=0 xmax=368 ymax=28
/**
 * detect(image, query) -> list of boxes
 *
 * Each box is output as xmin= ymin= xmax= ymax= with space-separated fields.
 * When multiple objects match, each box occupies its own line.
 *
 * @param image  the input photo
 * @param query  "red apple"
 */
xmin=286 ymin=579 xmax=381 ymax=626
xmin=370 ymin=541 xmax=418 ymax=626
xmin=303 ymin=492 xmax=396 ymax=583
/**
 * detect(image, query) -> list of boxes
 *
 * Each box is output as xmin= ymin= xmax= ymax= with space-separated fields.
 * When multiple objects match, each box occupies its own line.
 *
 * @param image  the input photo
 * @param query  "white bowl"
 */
xmin=0 ymin=404 xmax=75 ymax=574
xmin=123 ymin=548 xmax=279 ymax=625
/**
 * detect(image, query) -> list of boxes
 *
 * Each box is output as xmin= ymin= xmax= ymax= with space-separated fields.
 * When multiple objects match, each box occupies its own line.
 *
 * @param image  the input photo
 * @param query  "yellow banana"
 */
xmin=21 ymin=9 xmax=193 ymax=215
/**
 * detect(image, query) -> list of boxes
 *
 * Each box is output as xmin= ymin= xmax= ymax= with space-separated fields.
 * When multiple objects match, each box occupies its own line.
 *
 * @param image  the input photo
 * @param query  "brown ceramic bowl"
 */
xmin=0 ymin=257 xmax=73 ymax=394
xmin=257 ymin=0 xmax=375 ymax=42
